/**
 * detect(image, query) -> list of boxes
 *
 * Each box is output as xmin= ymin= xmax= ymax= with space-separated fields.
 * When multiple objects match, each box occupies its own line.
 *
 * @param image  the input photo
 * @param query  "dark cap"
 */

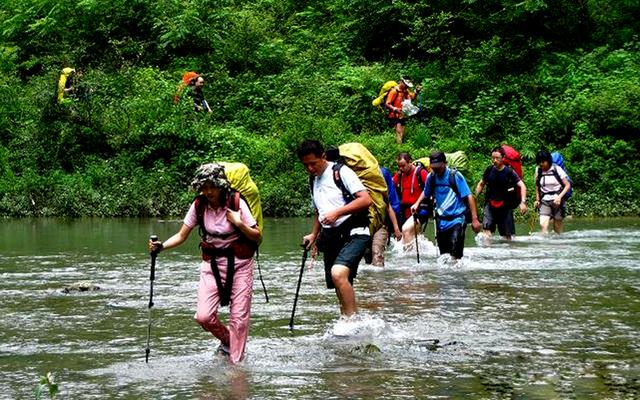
xmin=429 ymin=151 xmax=446 ymax=168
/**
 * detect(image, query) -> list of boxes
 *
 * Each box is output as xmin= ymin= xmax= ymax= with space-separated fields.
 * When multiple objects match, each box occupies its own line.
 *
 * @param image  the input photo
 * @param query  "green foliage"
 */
xmin=0 ymin=0 xmax=638 ymax=217
xmin=33 ymin=372 xmax=58 ymax=400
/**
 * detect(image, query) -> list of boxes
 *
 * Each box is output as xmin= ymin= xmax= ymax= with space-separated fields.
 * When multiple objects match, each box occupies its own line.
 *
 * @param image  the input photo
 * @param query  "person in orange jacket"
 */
xmin=385 ymin=77 xmax=420 ymax=144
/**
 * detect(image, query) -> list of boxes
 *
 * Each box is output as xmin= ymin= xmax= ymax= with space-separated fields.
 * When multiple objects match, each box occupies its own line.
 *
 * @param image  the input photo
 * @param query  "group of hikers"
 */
xmin=146 ymin=139 xmax=572 ymax=364
xmin=57 ymin=68 xmax=212 ymax=112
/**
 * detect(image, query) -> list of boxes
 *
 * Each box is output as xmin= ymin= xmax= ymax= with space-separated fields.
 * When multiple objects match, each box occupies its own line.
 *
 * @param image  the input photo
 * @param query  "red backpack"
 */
xmin=501 ymin=144 xmax=523 ymax=179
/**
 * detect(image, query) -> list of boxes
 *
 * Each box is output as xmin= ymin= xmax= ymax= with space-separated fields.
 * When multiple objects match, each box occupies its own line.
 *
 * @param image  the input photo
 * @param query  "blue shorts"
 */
xmin=322 ymin=234 xmax=369 ymax=289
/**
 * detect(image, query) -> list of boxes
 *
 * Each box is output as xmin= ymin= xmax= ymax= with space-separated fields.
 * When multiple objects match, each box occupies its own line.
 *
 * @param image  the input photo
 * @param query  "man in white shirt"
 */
xmin=297 ymin=140 xmax=372 ymax=317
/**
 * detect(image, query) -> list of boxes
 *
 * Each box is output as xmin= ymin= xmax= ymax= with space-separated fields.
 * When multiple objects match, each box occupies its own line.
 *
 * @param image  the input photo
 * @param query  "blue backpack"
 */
xmin=550 ymin=152 xmax=573 ymax=199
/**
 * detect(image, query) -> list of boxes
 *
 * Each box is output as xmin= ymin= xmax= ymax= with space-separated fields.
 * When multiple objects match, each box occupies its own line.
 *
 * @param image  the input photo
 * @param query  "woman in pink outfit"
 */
xmin=148 ymin=163 xmax=261 ymax=363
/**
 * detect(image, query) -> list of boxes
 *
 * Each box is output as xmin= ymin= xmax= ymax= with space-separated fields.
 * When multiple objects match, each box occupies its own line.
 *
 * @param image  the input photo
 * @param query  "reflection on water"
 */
xmin=0 ymin=217 xmax=639 ymax=399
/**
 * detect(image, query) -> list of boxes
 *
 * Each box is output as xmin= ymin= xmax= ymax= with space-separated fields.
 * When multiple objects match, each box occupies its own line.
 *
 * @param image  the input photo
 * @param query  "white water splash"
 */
xmin=324 ymin=313 xmax=386 ymax=339
xmin=388 ymin=236 xmax=438 ymax=261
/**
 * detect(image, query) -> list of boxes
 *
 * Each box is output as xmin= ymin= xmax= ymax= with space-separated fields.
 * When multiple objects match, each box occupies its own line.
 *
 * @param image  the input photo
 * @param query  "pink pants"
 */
xmin=194 ymin=257 xmax=253 ymax=364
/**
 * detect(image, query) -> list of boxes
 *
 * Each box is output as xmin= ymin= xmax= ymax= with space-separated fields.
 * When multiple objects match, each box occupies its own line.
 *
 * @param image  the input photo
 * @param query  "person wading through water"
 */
xmin=411 ymin=151 xmax=482 ymax=261
xmin=475 ymin=146 xmax=528 ymax=240
xmin=393 ymin=152 xmax=429 ymax=249
xmin=297 ymin=140 xmax=372 ymax=330
xmin=534 ymin=150 xmax=571 ymax=234
xmin=148 ymin=163 xmax=261 ymax=363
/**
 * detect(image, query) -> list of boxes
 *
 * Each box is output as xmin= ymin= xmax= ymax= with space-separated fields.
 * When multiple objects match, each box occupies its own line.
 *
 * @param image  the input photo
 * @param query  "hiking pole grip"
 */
xmin=289 ymin=245 xmax=309 ymax=331
xmin=413 ymin=213 xmax=420 ymax=264
xmin=149 ymin=235 xmax=158 ymax=281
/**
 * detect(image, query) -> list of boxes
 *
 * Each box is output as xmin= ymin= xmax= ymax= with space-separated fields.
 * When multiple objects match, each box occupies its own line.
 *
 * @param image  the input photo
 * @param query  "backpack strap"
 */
xmin=414 ymin=163 xmax=425 ymax=193
xmin=537 ymin=165 xmax=565 ymax=197
xmin=550 ymin=165 xmax=566 ymax=194
xmin=395 ymin=172 xmax=403 ymax=196
xmin=448 ymin=168 xmax=460 ymax=197
xmin=308 ymin=163 xmax=353 ymax=207
xmin=329 ymin=162 xmax=369 ymax=229
xmin=194 ymin=191 xmax=242 ymax=240
xmin=428 ymin=168 xmax=460 ymax=195
xmin=332 ymin=162 xmax=355 ymax=203
xmin=194 ymin=194 xmax=208 ymax=239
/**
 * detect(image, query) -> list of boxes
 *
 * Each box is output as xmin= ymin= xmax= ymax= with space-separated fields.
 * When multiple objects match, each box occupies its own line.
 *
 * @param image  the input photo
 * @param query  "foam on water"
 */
xmin=324 ymin=313 xmax=386 ymax=340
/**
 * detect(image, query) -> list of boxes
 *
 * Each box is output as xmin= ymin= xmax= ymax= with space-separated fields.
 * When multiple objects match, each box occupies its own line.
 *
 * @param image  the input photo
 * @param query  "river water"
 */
xmin=0 ymin=217 xmax=639 ymax=399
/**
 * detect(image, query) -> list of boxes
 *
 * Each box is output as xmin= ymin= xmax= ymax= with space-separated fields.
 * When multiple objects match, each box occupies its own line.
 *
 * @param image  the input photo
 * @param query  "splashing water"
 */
xmin=1 ymin=217 xmax=639 ymax=399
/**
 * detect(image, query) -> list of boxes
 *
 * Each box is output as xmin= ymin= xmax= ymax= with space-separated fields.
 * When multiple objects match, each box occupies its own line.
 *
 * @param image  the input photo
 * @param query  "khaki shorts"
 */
xmin=539 ymin=199 xmax=565 ymax=220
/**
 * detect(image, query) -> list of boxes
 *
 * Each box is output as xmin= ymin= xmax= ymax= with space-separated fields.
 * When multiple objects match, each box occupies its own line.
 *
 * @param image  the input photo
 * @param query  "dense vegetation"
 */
xmin=0 ymin=0 xmax=638 ymax=218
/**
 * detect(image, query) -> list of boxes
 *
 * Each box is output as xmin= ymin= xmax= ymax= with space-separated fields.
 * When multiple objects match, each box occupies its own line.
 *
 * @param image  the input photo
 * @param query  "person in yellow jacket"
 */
xmin=57 ymin=67 xmax=78 ymax=104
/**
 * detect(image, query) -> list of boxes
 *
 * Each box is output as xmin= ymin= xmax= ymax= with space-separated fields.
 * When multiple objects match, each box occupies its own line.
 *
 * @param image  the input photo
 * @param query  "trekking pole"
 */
xmin=145 ymin=235 xmax=159 ymax=363
xmin=289 ymin=245 xmax=309 ymax=331
xmin=433 ymin=210 xmax=439 ymax=257
xmin=413 ymin=213 xmax=420 ymax=264
xmin=255 ymin=250 xmax=269 ymax=303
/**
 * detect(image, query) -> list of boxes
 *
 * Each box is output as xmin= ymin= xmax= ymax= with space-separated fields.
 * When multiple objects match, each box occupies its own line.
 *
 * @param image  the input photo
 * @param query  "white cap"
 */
xmin=401 ymin=78 xmax=413 ymax=88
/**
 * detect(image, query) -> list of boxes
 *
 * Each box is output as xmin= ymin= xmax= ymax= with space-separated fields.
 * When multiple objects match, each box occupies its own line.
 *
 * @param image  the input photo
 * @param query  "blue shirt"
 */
xmin=380 ymin=166 xmax=401 ymax=216
xmin=423 ymin=168 xmax=471 ymax=231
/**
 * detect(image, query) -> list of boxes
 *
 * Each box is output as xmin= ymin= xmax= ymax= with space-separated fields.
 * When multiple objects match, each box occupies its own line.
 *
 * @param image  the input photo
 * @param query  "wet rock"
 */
xmin=350 ymin=343 xmax=381 ymax=354
xmin=61 ymin=281 xmax=101 ymax=294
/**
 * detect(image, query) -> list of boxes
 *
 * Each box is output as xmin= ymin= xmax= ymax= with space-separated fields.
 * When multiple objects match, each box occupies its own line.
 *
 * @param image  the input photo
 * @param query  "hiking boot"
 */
xmin=216 ymin=343 xmax=230 ymax=357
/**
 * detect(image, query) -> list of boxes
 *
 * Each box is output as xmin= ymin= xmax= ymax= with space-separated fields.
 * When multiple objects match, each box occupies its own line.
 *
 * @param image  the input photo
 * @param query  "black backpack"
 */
xmin=308 ymin=162 xmax=370 ymax=229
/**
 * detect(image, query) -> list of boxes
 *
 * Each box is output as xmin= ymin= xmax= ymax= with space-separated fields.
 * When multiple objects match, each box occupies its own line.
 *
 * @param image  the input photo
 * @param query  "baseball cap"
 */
xmin=429 ymin=151 xmax=446 ymax=168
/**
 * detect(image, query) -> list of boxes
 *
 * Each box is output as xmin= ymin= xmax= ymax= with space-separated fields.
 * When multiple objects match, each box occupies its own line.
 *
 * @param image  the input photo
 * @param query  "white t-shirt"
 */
xmin=312 ymin=162 xmax=369 ymax=235
xmin=535 ymin=164 xmax=568 ymax=201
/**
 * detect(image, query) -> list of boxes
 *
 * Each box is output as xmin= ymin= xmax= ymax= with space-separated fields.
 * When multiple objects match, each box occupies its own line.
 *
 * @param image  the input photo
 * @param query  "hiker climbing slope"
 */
xmin=384 ymin=77 xmax=421 ymax=144
xmin=148 ymin=163 xmax=261 ymax=364
xmin=173 ymin=72 xmax=212 ymax=113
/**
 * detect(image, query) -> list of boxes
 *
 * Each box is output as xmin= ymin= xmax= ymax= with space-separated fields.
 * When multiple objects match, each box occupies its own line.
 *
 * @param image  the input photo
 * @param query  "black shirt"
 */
xmin=483 ymin=165 xmax=520 ymax=202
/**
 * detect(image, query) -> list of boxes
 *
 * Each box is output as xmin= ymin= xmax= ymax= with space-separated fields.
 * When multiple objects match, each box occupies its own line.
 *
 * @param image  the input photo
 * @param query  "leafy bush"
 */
xmin=0 ymin=0 xmax=638 ymax=217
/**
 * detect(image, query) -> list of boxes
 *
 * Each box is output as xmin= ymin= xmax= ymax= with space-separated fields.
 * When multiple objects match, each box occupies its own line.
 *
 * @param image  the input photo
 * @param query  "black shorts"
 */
xmin=482 ymin=204 xmax=515 ymax=236
xmin=388 ymin=118 xmax=407 ymax=127
xmin=436 ymin=223 xmax=466 ymax=259
xmin=321 ymin=234 xmax=369 ymax=289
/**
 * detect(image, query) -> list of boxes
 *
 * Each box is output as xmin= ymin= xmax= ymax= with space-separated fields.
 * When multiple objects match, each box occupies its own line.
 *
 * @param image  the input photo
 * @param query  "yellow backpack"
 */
xmin=218 ymin=162 xmax=263 ymax=236
xmin=333 ymin=143 xmax=388 ymax=234
xmin=372 ymin=80 xmax=398 ymax=110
